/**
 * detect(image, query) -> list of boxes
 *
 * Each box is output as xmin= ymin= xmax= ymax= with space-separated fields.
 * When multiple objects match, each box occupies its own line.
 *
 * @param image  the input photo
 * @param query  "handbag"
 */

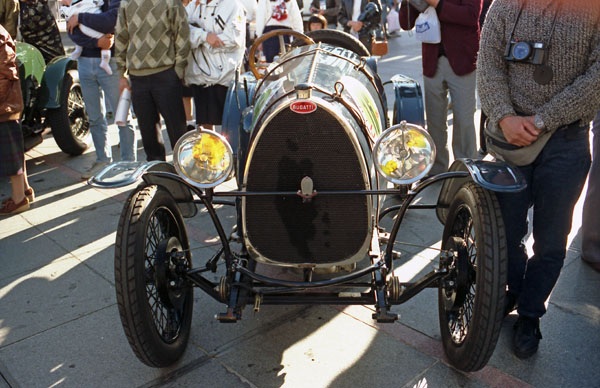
xmin=371 ymin=36 xmax=389 ymax=56
xmin=414 ymin=6 xmax=441 ymax=44
xmin=386 ymin=8 xmax=401 ymax=33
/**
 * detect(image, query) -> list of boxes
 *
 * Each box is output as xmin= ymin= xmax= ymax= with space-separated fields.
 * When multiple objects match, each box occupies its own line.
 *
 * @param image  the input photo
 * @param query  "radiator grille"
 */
xmin=244 ymin=107 xmax=369 ymax=264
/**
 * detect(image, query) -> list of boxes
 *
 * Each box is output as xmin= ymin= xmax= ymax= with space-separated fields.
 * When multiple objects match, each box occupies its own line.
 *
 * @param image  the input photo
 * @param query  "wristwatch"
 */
xmin=534 ymin=114 xmax=546 ymax=130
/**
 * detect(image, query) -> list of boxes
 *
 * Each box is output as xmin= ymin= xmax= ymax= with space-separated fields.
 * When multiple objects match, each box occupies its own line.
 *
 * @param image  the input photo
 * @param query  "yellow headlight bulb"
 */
xmin=193 ymin=135 xmax=226 ymax=168
xmin=382 ymin=159 xmax=398 ymax=175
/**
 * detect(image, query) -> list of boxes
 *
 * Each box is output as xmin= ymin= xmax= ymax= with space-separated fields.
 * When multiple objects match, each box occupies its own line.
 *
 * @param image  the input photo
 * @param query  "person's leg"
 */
xmin=98 ymin=59 xmax=136 ymax=161
xmin=495 ymin=163 xmax=533 ymax=298
xmin=9 ymin=174 xmax=25 ymax=203
xmin=78 ymin=57 xmax=112 ymax=163
xmin=99 ymin=49 xmax=113 ymax=75
xmin=131 ymin=74 xmax=166 ymax=161
xmin=519 ymin=127 xmax=591 ymax=318
xmin=511 ymin=127 xmax=590 ymax=359
xmin=0 ymin=121 xmax=29 ymax=214
xmin=581 ymin=112 xmax=600 ymax=266
xmin=70 ymin=45 xmax=82 ymax=60
xmin=423 ymin=57 xmax=449 ymax=175
xmin=447 ymin=69 xmax=478 ymax=161
xmin=150 ymin=68 xmax=187 ymax=149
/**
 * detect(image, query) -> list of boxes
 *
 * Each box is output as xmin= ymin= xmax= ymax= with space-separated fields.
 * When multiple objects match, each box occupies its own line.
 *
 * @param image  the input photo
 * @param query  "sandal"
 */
xmin=0 ymin=197 xmax=30 ymax=215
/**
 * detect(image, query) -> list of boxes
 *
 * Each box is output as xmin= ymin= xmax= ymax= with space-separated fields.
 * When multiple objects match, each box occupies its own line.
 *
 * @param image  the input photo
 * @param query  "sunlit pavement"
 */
xmin=1 ymin=30 xmax=598 ymax=388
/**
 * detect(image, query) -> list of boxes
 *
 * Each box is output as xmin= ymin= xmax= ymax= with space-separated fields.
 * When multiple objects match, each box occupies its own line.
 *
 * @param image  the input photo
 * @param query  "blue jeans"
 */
xmin=78 ymin=57 xmax=136 ymax=162
xmin=496 ymin=124 xmax=591 ymax=318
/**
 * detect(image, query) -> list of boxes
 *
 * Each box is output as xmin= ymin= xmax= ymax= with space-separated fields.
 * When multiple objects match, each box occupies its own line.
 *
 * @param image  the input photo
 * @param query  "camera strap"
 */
xmin=509 ymin=0 xmax=561 ymax=84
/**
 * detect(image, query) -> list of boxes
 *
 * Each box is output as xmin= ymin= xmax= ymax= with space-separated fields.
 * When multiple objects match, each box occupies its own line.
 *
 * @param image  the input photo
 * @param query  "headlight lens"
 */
xmin=173 ymin=130 xmax=233 ymax=188
xmin=374 ymin=122 xmax=435 ymax=185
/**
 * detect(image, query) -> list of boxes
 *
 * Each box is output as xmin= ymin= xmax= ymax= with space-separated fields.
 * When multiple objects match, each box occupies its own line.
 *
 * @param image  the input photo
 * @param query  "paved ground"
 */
xmin=1 ymin=29 xmax=599 ymax=388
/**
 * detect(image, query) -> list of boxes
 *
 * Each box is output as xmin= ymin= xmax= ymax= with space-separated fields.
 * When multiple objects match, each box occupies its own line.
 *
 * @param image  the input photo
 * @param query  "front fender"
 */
xmin=40 ymin=56 xmax=77 ymax=109
xmin=436 ymin=159 xmax=527 ymax=225
xmin=87 ymin=161 xmax=197 ymax=218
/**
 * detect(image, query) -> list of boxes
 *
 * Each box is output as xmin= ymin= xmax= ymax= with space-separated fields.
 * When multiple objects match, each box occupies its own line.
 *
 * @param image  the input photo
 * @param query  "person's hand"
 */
xmin=60 ymin=0 xmax=72 ymax=6
xmin=206 ymin=32 xmax=224 ymax=48
xmin=499 ymin=115 xmax=541 ymax=146
xmin=98 ymin=34 xmax=114 ymax=50
xmin=425 ymin=0 xmax=440 ymax=7
xmin=119 ymin=77 xmax=130 ymax=94
xmin=310 ymin=6 xmax=317 ymax=12
xmin=318 ymin=9 xmax=325 ymax=15
xmin=67 ymin=14 xmax=79 ymax=34
xmin=349 ymin=21 xmax=363 ymax=32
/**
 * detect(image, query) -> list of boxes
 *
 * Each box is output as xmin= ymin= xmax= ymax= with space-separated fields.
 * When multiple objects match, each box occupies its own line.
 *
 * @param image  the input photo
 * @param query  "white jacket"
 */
xmin=256 ymin=0 xmax=304 ymax=37
xmin=239 ymin=0 xmax=257 ymax=22
xmin=184 ymin=0 xmax=246 ymax=87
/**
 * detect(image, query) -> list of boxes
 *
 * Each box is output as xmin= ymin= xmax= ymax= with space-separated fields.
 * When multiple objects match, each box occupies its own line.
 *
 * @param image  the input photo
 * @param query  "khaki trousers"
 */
xmin=423 ymin=56 xmax=478 ymax=175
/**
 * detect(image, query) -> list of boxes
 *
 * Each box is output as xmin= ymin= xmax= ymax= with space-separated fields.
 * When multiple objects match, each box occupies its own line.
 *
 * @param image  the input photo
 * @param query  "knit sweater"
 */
xmin=115 ymin=0 xmax=190 ymax=78
xmin=478 ymin=0 xmax=600 ymax=138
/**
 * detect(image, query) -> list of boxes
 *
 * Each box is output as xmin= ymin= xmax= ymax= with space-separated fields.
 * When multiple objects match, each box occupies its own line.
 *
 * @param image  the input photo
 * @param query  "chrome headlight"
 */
xmin=373 ymin=122 xmax=435 ymax=185
xmin=173 ymin=130 xmax=234 ymax=188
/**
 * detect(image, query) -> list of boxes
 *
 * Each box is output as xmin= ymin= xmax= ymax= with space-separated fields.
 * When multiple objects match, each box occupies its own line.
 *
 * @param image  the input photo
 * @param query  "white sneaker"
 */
xmin=81 ymin=161 xmax=109 ymax=180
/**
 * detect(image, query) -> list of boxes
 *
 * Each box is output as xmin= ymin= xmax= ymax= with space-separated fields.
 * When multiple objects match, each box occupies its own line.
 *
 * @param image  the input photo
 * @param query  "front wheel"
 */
xmin=46 ymin=69 xmax=90 ymax=155
xmin=115 ymin=185 xmax=193 ymax=367
xmin=438 ymin=182 xmax=506 ymax=372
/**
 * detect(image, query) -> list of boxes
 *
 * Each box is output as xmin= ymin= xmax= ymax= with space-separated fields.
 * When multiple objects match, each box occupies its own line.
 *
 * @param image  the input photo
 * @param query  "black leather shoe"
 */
xmin=503 ymin=291 xmax=518 ymax=317
xmin=513 ymin=316 xmax=542 ymax=359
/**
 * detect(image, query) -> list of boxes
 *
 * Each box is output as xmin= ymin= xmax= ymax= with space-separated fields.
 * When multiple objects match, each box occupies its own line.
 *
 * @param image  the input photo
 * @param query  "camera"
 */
xmin=357 ymin=2 xmax=382 ymax=37
xmin=504 ymin=40 xmax=547 ymax=65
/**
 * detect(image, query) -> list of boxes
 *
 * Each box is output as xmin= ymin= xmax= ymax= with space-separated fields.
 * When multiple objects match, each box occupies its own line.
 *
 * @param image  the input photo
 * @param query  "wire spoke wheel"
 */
xmin=67 ymin=83 xmax=88 ymax=140
xmin=115 ymin=185 xmax=193 ymax=367
xmin=145 ymin=212 xmax=187 ymax=343
xmin=438 ymin=182 xmax=507 ymax=372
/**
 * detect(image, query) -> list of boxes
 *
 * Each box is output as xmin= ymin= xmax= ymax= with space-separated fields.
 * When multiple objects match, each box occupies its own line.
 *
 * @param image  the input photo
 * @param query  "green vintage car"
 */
xmin=16 ymin=42 xmax=89 ymax=155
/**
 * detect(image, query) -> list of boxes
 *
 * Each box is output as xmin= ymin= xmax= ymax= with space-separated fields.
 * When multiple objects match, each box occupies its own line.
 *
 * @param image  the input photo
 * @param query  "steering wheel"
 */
xmin=248 ymin=29 xmax=315 ymax=79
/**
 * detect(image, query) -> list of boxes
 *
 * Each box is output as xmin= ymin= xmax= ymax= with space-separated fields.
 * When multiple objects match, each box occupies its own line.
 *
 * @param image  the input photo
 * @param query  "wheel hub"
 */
xmin=155 ymin=236 xmax=188 ymax=310
xmin=442 ymin=237 xmax=470 ymax=312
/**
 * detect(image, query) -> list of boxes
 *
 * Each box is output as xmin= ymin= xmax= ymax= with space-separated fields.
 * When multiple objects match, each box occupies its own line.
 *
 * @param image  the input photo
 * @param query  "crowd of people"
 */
xmin=1 ymin=0 xmax=599 ymax=363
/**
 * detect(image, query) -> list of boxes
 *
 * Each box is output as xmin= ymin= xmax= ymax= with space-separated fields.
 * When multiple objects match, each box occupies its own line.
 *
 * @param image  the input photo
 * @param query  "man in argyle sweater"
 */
xmin=115 ymin=0 xmax=190 ymax=161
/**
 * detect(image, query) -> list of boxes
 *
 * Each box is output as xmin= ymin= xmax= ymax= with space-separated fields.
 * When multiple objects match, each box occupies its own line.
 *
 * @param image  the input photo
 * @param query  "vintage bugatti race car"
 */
xmin=16 ymin=42 xmax=90 ymax=155
xmin=91 ymin=29 xmax=526 ymax=372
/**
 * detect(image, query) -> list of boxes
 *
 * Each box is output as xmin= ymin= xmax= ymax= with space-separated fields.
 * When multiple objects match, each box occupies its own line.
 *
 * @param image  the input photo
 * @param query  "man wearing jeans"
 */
xmin=66 ymin=0 xmax=136 ymax=179
xmin=478 ymin=0 xmax=600 ymax=359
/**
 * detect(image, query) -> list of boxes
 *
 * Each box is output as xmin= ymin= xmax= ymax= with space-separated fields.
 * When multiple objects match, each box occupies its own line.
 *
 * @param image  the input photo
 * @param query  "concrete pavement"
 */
xmin=1 ymin=30 xmax=599 ymax=388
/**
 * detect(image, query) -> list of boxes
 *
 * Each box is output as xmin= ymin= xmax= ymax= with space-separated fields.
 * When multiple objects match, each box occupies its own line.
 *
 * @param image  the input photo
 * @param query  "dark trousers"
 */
xmin=496 ymin=124 xmax=591 ymax=318
xmin=130 ymin=68 xmax=186 ymax=161
xmin=262 ymin=25 xmax=291 ymax=62
xmin=582 ymin=112 xmax=600 ymax=263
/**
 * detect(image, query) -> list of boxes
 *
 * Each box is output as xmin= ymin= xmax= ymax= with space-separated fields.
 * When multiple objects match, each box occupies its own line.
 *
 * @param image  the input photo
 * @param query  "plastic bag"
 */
xmin=387 ymin=8 xmax=401 ymax=33
xmin=414 ymin=6 xmax=441 ymax=44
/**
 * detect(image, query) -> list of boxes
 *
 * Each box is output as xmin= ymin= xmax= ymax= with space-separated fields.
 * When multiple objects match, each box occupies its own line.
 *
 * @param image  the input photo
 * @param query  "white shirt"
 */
xmin=351 ymin=0 xmax=362 ymax=37
xmin=351 ymin=0 xmax=362 ymax=21
xmin=255 ymin=0 xmax=304 ymax=37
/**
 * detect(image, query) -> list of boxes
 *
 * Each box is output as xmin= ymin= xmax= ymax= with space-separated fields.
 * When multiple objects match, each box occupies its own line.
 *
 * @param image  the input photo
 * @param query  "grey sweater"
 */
xmin=477 ymin=0 xmax=600 ymax=139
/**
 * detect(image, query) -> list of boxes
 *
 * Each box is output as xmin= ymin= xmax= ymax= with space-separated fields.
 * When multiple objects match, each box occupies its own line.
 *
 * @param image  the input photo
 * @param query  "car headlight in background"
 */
xmin=373 ymin=122 xmax=435 ymax=185
xmin=173 ymin=130 xmax=234 ymax=188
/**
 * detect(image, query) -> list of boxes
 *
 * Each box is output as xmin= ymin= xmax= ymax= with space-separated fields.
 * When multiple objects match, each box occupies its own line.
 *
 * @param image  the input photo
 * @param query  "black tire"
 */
xmin=438 ymin=182 xmax=506 ymax=372
xmin=294 ymin=29 xmax=371 ymax=57
xmin=46 ymin=69 xmax=90 ymax=155
xmin=115 ymin=185 xmax=193 ymax=368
